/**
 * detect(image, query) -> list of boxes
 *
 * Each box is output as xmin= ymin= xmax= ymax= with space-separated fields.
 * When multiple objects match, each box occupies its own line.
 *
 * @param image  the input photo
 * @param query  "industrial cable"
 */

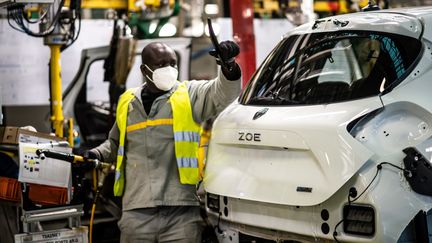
xmin=7 ymin=6 xmax=28 ymax=33
xmin=348 ymin=165 xmax=381 ymax=204
xmin=11 ymin=6 xmax=34 ymax=33
xmin=92 ymin=169 xmax=98 ymax=193
xmin=60 ymin=14 xmax=81 ymax=52
xmin=332 ymin=219 xmax=344 ymax=243
xmin=22 ymin=6 xmax=49 ymax=24
xmin=7 ymin=0 xmax=82 ymax=51
xmin=8 ymin=6 xmax=44 ymax=35
xmin=89 ymin=191 xmax=99 ymax=243
xmin=89 ymin=168 xmax=99 ymax=243
xmin=332 ymin=161 xmax=411 ymax=242
xmin=89 ymin=202 xmax=96 ymax=243
xmin=6 ymin=0 xmax=65 ymax=37
xmin=7 ymin=10 xmax=26 ymax=33
xmin=61 ymin=0 xmax=82 ymax=52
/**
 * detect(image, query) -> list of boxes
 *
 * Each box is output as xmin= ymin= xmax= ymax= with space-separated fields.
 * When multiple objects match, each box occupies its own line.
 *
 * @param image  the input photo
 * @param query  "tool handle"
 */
xmin=36 ymin=149 xmax=114 ymax=171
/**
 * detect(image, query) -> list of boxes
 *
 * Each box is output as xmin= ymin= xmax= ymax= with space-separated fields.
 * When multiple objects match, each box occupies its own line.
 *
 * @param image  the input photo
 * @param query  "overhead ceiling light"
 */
xmin=243 ymin=8 xmax=252 ymax=18
xmin=159 ymin=23 xmax=177 ymax=37
xmin=205 ymin=4 xmax=219 ymax=15
xmin=149 ymin=21 xmax=158 ymax=34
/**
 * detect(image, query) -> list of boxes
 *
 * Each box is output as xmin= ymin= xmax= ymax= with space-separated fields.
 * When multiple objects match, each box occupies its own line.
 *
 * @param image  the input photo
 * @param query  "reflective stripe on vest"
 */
xmin=170 ymin=82 xmax=201 ymax=185
xmin=113 ymin=82 xmax=201 ymax=196
xmin=127 ymin=119 xmax=173 ymax=133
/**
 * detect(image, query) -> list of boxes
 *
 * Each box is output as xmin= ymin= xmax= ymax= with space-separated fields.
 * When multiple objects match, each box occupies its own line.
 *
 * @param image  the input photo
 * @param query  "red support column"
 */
xmin=230 ymin=0 xmax=256 ymax=88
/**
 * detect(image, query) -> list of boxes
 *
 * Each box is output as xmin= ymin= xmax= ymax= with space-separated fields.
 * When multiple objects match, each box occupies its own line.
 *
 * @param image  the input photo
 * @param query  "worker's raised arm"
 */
xmin=187 ymin=40 xmax=242 ymax=123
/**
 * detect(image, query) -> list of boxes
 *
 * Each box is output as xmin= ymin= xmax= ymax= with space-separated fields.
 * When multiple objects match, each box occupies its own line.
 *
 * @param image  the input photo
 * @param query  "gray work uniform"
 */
xmin=92 ymin=70 xmax=241 ymax=242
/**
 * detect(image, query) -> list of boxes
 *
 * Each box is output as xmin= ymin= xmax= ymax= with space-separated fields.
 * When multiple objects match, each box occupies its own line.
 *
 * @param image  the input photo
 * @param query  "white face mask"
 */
xmin=144 ymin=64 xmax=178 ymax=91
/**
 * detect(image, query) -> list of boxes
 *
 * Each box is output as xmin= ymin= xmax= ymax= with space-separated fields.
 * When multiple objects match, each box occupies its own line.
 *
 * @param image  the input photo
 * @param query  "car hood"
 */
xmin=203 ymin=97 xmax=383 ymax=206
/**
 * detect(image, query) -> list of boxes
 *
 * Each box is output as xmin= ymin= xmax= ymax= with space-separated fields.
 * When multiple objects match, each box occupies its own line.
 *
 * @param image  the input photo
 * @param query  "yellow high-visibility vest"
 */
xmin=198 ymin=127 xmax=211 ymax=179
xmin=113 ymin=82 xmax=201 ymax=196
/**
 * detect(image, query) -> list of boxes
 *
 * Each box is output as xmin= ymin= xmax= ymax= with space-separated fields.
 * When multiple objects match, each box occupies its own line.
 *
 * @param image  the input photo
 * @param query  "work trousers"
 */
xmin=118 ymin=205 xmax=203 ymax=243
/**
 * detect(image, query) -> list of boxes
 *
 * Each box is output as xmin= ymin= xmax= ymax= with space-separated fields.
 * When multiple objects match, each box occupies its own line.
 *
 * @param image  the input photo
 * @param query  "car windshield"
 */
xmin=240 ymin=31 xmax=422 ymax=106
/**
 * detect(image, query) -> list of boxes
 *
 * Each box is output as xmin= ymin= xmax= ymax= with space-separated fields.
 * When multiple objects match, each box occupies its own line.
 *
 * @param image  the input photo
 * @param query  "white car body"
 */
xmin=203 ymin=7 xmax=432 ymax=242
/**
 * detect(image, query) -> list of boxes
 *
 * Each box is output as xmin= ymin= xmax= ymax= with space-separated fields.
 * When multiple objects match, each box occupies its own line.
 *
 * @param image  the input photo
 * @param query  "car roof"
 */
xmin=286 ymin=7 xmax=432 ymax=39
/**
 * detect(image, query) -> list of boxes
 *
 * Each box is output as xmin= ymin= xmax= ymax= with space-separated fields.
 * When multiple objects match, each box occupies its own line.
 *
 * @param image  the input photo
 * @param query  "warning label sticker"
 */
xmin=15 ymin=227 xmax=88 ymax=243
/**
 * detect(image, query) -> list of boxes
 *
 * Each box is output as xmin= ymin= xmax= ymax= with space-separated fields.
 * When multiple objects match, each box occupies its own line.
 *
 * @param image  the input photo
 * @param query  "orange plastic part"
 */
xmin=0 ymin=176 xmax=68 ymax=205
xmin=28 ymin=183 xmax=68 ymax=206
xmin=0 ymin=177 xmax=21 ymax=202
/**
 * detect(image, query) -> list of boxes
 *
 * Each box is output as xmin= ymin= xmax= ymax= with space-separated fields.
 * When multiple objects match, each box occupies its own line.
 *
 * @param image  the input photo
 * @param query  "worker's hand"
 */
xmin=209 ymin=41 xmax=241 ymax=81
xmin=82 ymin=150 xmax=100 ymax=161
xmin=209 ymin=40 xmax=240 ymax=65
